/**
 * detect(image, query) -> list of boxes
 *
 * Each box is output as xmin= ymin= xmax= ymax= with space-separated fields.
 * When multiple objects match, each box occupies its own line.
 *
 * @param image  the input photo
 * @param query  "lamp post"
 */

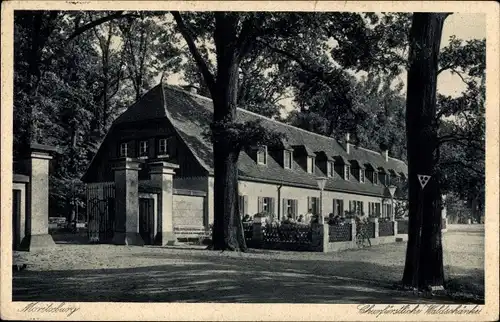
xmin=316 ymin=177 xmax=327 ymax=224
xmin=388 ymin=185 xmax=397 ymax=221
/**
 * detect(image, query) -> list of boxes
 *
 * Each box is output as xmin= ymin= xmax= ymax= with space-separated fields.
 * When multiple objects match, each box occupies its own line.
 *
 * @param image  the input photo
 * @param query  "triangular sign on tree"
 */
xmin=417 ymin=174 xmax=431 ymax=189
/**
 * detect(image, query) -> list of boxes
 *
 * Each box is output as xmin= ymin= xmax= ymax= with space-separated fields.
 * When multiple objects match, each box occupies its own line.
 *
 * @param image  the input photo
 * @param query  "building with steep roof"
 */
xmin=82 ymin=82 xmax=408 ymax=233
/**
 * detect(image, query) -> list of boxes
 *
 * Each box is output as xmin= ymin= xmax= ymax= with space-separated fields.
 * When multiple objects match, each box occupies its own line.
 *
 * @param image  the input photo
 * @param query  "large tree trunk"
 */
xmin=172 ymin=12 xmax=250 ymax=251
xmin=402 ymin=13 xmax=449 ymax=289
xmin=211 ymin=42 xmax=247 ymax=251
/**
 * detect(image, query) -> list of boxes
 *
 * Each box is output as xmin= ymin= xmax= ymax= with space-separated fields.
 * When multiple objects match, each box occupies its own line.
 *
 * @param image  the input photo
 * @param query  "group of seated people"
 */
xmin=242 ymin=209 xmax=318 ymax=225
xmin=241 ymin=210 xmax=371 ymax=226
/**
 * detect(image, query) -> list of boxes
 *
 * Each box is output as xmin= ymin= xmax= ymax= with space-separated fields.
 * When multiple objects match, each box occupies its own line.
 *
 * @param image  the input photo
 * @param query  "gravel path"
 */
xmin=12 ymin=224 xmax=483 ymax=303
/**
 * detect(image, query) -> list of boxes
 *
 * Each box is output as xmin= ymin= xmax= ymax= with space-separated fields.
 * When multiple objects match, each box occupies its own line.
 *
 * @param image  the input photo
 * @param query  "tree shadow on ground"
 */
xmin=12 ymin=250 xmax=482 ymax=304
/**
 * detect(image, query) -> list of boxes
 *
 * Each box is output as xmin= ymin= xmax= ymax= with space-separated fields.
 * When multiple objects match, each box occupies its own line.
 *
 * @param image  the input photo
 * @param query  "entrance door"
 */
xmin=12 ymin=189 xmax=21 ymax=250
xmin=139 ymin=198 xmax=154 ymax=245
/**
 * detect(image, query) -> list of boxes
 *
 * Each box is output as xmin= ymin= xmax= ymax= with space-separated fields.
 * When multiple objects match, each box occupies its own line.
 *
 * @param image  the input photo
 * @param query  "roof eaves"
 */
xmin=81 ymin=123 xmax=116 ymax=183
xmin=349 ymin=159 xmax=365 ymax=169
xmin=335 ymin=155 xmax=351 ymax=165
xmin=364 ymin=162 xmax=376 ymax=170
xmin=238 ymin=175 xmax=390 ymax=198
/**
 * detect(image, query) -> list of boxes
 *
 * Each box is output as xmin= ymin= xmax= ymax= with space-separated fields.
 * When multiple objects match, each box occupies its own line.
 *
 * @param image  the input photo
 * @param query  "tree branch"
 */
xmin=437 ymin=64 xmax=453 ymax=75
xmin=67 ymin=11 xmax=139 ymax=41
xmin=257 ymin=38 xmax=316 ymax=76
xmin=171 ymin=11 xmax=215 ymax=92
xmin=258 ymin=38 xmax=359 ymax=117
xmin=450 ymin=68 xmax=469 ymax=86
xmin=235 ymin=18 xmax=257 ymax=58
xmin=438 ymin=160 xmax=484 ymax=177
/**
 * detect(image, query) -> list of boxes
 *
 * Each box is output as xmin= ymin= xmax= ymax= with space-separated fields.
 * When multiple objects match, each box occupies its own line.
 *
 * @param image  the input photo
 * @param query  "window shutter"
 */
xmin=307 ymin=197 xmax=311 ymax=212
xmin=270 ymin=197 xmax=275 ymax=215
xmin=258 ymin=197 xmax=263 ymax=213
xmin=243 ymin=195 xmax=248 ymax=216
xmin=293 ymin=200 xmax=298 ymax=217
xmin=315 ymin=197 xmax=320 ymax=215
xmin=282 ymin=199 xmax=287 ymax=218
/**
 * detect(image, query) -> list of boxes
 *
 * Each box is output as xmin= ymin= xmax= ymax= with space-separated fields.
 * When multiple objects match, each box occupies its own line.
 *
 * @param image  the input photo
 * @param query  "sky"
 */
xmin=435 ymin=13 xmax=486 ymax=97
xmin=164 ymin=13 xmax=486 ymax=113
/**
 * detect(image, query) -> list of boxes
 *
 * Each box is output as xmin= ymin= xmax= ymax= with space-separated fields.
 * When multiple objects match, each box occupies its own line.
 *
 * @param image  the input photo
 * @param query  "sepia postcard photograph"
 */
xmin=1 ymin=1 xmax=499 ymax=321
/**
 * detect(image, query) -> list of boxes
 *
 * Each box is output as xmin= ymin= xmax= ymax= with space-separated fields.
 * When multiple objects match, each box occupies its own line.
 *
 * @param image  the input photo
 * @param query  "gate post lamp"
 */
xmin=388 ymin=185 xmax=397 ymax=221
xmin=316 ymin=177 xmax=328 ymax=224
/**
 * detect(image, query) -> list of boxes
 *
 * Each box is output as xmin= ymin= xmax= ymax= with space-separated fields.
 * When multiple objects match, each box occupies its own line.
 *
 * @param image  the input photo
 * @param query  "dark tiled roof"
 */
xmin=110 ymin=83 xmax=408 ymax=197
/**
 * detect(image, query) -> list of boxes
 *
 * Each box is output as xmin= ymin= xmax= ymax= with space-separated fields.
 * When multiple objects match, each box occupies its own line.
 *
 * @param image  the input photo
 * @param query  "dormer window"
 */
xmin=257 ymin=146 xmax=267 ymax=165
xmin=386 ymin=173 xmax=391 ymax=185
xmin=139 ymin=140 xmax=149 ymax=158
xmin=283 ymin=150 xmax=292 ymax=169
xmin=327 ymin=161 xmax=334 ymax=177
xmin=344 ymin=165 xmax=350 ymax=180
xmin=119 ymin=142 xmax=128 ymax=157
xmin=307 ymin=156 xmax=315 ymax=174
xmin=158 ymin=138 xmax=168 ymax=155
xmin=359 ymin=169 xmax=365 ymax=183
xmin=373 ymin=172 xmax=379 ymax=185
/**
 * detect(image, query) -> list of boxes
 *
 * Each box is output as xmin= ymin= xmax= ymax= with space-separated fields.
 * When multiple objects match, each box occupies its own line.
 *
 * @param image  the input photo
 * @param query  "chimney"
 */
xmin=384 ymin=150 xmax=388 ymax=162
xmin=345 ymin=133 xmax=350 ymax=154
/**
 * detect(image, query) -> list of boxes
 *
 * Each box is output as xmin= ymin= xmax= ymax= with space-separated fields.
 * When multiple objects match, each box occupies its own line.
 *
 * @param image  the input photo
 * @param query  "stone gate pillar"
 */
xmin=149 ymin=161 xmax=179 ymax=246
xmin=112 ymin=157 xmax=143 ymax=246
xmin=20 ymin=144 xmax=58 ymax=251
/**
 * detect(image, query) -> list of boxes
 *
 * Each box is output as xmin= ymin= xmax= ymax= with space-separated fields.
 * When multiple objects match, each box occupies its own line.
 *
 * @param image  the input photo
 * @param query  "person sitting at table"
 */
xmin=304 ymin=209 xmax=314 ymax=224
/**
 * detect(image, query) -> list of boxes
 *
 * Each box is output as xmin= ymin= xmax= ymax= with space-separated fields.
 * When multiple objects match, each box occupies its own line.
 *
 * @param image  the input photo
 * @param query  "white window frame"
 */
xmin=262 ymin=197 xmax=269 ymax=212
xmin=369 ymin=202 xmax=381 ymax=216
xmin=139 ymin=140 xmax=149 ymax=157
xmin=359 ymin=169 xmax=365 ymax=183
xmin=327 ymin=161 xmax=334 ymax=177
xmin=257 ymin=146 xmax=268 ymax=165
xmin=344 ymin=165 xmax=350 ymax=180
xmin=333 ymin=199 xmax=344 ymax=216
xmin=238 ymin=195 xmax=246 ymax=217
xmin=307 ymin=156 xmax=315 ymax=174
xmin=286 ymin=199 xmax=294 ymax=217
xmin=158 ymin=138 xmax=168 ymax=155
xmin=119 ymin=142 xmax=128 ymax=157
xmin=283 ymin=150 xmax=292 ymax=169
xmin=310 ymin=196 xmax=319 ymax=215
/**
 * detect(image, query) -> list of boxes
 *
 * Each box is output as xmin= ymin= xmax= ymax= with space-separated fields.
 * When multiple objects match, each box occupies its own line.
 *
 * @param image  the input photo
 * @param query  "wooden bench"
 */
xmin=174 ymin=225 xmax=211 ymax=244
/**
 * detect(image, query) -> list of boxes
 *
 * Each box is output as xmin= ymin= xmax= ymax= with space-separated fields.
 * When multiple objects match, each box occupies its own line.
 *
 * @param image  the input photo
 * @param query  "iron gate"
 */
xmin=86 ymin=183 xmax=115 ymax=243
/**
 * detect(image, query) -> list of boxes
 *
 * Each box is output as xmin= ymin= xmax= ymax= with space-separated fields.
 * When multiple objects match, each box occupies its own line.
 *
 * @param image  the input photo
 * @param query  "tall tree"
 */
xmin=13 ymin=11 xmax=62 ymax=160
xmin=171 ymin=12 xmax=272 ymax=251
xmin=13 ymin=10 xmax=167 ymax=221
xmin=119 ymin=12 xmax=183 ymax=102
xmin=13 ymin=10 xmax=141 ymax=158
xmin=171 ymin=12 xmax=375 ymax=250
xmin=402 ymin=12 xmax=450 ymax=289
